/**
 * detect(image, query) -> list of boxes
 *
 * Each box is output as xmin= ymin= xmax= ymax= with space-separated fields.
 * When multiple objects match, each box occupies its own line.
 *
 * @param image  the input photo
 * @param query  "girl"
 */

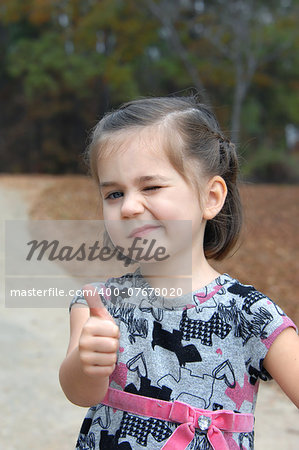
xmin=59 ymin=96 xmax=299 ymax=449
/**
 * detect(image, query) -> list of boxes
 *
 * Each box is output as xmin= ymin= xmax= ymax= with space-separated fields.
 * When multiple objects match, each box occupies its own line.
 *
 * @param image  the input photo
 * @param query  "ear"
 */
xmin=203 ymin=176 xmax=227 ymax=220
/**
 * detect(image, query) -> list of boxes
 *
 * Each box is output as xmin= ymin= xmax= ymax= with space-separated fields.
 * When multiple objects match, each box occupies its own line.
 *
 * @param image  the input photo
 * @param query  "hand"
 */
xmin=78 ymin=284 xmax=120 ymax=378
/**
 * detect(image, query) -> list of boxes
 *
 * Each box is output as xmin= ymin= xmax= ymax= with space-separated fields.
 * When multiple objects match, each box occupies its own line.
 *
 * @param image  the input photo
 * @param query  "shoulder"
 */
xmin=223 ymin=274 xmax=297 ymax=344
xmin=222 ymin=275 xmax=281 ymax=312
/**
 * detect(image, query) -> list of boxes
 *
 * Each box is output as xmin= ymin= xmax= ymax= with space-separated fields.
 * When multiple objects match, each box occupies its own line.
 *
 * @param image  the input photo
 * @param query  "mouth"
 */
xmin=128 ymin=225 xmax=161 ymax=238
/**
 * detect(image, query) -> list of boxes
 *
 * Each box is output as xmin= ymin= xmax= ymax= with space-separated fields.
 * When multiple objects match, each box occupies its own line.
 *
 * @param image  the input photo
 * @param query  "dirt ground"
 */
xmin=0 ymin=174 xmax=298 ymax=449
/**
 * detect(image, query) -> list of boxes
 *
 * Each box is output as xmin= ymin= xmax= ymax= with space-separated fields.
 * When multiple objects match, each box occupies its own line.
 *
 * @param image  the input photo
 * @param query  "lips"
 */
xmin=128 ymin=225 xmax=161 ymax=238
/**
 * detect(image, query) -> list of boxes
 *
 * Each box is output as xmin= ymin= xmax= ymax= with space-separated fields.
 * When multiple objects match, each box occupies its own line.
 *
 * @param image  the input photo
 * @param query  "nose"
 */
xmin=120 ymin=192 xmax=145 ymax=218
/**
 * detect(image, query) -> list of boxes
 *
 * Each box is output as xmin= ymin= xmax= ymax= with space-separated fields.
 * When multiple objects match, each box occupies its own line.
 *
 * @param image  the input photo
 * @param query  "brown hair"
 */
xmin=86 ymin=96 xmax=242 ymax=260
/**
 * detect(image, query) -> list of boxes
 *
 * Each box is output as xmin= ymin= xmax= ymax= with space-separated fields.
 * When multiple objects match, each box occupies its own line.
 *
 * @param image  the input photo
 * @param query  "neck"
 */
xmin=138 ymin=247 xmax=220 ymax=295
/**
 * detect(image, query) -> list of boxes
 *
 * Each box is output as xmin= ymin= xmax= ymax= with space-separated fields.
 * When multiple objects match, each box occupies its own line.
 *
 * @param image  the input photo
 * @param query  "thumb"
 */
xmin=82 ymin=284 xmax=115 ymax=322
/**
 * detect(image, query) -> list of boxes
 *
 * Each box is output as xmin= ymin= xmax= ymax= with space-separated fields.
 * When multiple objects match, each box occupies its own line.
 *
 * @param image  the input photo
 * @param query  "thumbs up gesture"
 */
xmin=78 ymin=284 xmax=120 ymax=378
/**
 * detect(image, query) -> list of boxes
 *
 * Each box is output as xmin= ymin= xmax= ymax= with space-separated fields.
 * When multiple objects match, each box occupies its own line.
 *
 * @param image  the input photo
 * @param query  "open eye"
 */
xmin=105 ymin=191 xmax=123 ymax=200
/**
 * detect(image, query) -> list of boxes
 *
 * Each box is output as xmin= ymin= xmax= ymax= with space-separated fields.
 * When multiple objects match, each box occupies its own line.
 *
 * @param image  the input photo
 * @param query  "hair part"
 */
xmin=86 ymin=95 xmax=243 ymax=261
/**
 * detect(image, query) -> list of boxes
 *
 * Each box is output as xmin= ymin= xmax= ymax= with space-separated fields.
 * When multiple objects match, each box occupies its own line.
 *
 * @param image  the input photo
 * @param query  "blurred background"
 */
xmin=0 ymin=1 xmax=299 ymax=449
xmin=0 ymin=0 xmax=298 ymax=181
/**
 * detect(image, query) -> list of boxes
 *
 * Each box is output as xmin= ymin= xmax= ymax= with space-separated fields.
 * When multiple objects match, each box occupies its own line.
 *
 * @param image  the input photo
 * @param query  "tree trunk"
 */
xmin=230 ymin=62 xmax=248 ymax=144
xmin=144 ymin=0 xmax=210 ymax=105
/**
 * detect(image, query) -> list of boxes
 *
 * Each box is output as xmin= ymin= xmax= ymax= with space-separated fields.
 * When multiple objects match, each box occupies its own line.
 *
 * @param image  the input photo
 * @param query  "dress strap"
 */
xmin=102 ymin=387 xmax=254 ymax=449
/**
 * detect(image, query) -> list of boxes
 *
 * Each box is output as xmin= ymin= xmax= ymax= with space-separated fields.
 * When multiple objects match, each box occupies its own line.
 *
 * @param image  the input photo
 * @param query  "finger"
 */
xmin=91 ymin=336 xmax=119 ymax=353
xmin=83 ymin=363 xmax=116 ymax=378
xmin=82 ymin=284 xmax=114 ymax=322
xmin=82 ymin=351 xmax=117 ymax=367
xmin=83 ymin=318 xmax=119 ymax=338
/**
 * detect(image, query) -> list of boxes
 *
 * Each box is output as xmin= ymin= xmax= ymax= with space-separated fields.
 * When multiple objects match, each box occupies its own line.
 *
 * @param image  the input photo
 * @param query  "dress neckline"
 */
xmin=115 ymin=267 xmax=234 ymax=310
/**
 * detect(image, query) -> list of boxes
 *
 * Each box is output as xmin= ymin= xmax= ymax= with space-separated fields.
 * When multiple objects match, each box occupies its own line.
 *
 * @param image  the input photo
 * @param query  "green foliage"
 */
xmin=241 ymin=98 xmax=263 ymax=137
xmin=8 ymin=33 xmax=67 ymax=98
xmin=241 ymin=147 xmax=299 ymax=184
xmin=0 ymin=0 xmax=298 ymax=180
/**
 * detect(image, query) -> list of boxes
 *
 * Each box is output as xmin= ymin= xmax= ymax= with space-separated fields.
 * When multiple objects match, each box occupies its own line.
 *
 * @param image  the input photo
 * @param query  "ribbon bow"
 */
xmin=162 ymin=400 xmax=253 ymax=450
xmin=102 ymin=388 xmax=254 ymax=450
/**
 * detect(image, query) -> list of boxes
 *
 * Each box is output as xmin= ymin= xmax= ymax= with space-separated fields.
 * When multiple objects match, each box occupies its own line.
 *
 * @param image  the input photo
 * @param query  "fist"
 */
xmin=79 ymin=284 xmax=120 ymax=378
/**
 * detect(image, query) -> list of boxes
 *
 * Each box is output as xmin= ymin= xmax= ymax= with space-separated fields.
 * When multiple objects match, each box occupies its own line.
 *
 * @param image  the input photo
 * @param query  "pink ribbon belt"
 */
xmin=102 ymin=387 xmax=254 ymax=449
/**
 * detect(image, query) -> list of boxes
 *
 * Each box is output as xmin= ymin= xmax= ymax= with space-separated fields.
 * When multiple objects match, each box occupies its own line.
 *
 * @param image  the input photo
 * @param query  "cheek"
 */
xmin=147 ymin=194 xmax=182 ymax=220
xmin=152 ymin=199 xmax=188 ymax=221
xmin=101 ymin=205 xmax=122 ymax=241
xmin=104 ymin=219 xmax=133 ymax=254
xmin=105 ymin=218 xmax=125 ymax=240
xmin=102 ymin=202 xmax=118 ymax=220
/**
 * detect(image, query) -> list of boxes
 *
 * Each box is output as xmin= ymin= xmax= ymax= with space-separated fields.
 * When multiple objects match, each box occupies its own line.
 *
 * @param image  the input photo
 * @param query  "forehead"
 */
xmin=97 ymin=125 xmax=172 ymax=162
xmin=98 ymin=133 xmax=174 ymax=184
xmin=97 ymin=126 xmax=180 ymax=179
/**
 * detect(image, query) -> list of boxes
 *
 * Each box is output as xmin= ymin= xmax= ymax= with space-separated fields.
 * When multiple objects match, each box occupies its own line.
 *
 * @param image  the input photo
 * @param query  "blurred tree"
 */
xmin=0 ymin=0 xmax=298 ymax=179
xmin=141 ymin=0 xmax=298 ymax=143
xmin=1 ymin=0 xmax=158 ymax=171
xmin=203 ymin=0 xmax=298 ymax=144
xmin=140 ymin=0 xmax=211 ymax=104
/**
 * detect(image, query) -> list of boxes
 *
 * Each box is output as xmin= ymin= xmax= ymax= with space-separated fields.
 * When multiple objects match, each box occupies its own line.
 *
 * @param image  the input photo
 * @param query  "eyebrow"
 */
xmin=99 ymin=175 xmax=171 ymax=189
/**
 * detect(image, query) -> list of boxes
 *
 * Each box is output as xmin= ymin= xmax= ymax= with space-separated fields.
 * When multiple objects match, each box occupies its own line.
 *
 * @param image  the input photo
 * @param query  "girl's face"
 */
xmin=97 ymin=128 xmax=208 ymax=270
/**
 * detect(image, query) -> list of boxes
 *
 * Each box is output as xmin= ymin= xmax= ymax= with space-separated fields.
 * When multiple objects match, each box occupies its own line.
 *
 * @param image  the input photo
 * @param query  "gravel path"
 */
xmin=0 ymin=183 xmax=83 ymax=449
xmin=0 ymin=179 xmax=298 ymax=449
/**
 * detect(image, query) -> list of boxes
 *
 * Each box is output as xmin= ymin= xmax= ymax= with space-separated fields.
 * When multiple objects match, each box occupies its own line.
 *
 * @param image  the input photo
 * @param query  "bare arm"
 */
xmin=263 ymin=326 xmax=299 ymax=408
xmin=59 ymin=288 xmax=119 ymax=407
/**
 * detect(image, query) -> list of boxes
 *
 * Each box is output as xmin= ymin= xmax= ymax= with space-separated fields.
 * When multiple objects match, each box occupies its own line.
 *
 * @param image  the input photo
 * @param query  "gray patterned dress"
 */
xmin=70 ymin=268 xmax=296 ymax=449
